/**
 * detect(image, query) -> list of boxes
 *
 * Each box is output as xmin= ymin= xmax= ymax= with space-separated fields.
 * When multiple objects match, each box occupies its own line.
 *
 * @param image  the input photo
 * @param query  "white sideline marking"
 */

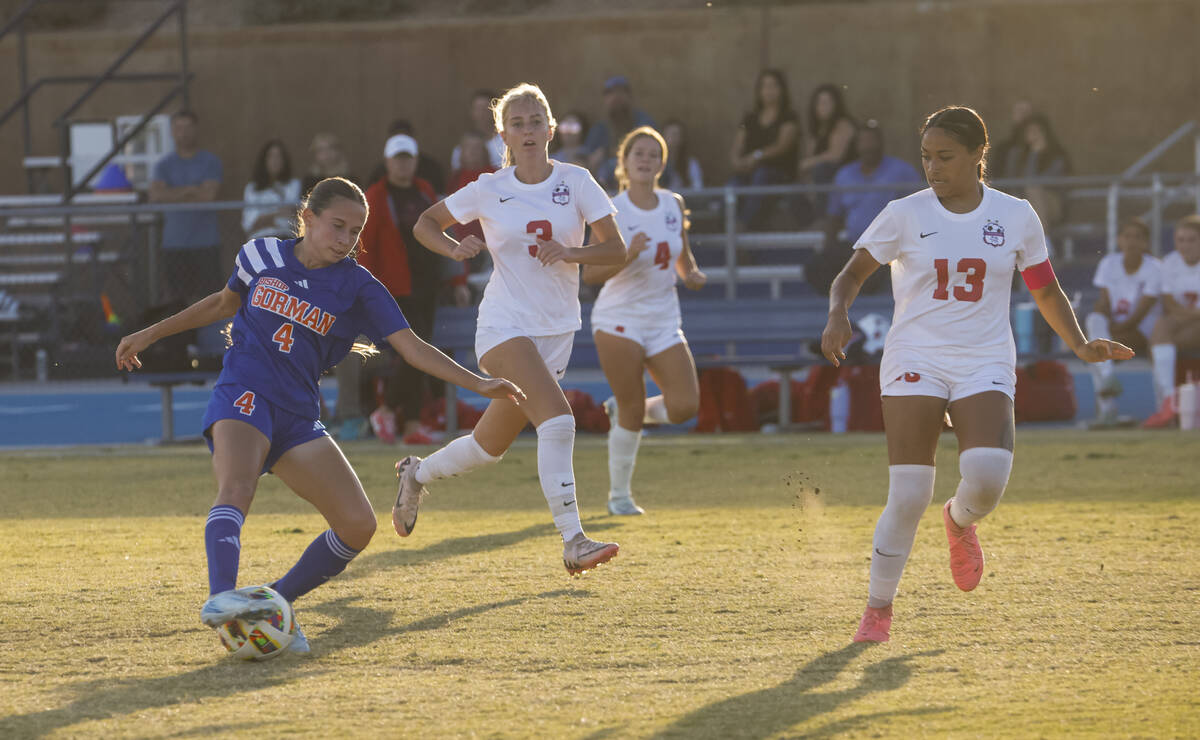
xmin=0 ymin=403 xmax=76 ymax=415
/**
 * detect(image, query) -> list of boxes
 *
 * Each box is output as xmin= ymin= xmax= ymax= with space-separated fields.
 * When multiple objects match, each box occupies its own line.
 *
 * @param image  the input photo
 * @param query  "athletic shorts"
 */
xmin=591 ymin=319 xmax=686 ymax=358
xmin=202 ymin=383 xmax=328 ymax=474
xmin=475 ymin=327 xmax=574 ymax=381
xmin=880 ymin=362 xmax=1017 ymax=402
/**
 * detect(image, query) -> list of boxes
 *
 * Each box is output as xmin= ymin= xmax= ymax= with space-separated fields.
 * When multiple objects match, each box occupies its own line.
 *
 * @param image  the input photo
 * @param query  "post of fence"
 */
xmin=1150 ymin=173 xmax=1164 ymax=257
xmin=1194 ymin=129 xmax=1200 ymax=215
xmin=1106 ymin=182 xmax=1119 ymax=254
xmin=724 ymin=187 xmax=738 ymax=301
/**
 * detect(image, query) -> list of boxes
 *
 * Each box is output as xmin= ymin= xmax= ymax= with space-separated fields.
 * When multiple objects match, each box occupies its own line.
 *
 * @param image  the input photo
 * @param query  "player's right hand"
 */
xmin=820 ymin=312 xmax=853 ymax=367
xmin=115 ymin=330 xmax=152 ymax=371
xmin=476 ymin=377 xmax=526 ymax=404
xmin=451 ymin=235 xmax=486 ymax=261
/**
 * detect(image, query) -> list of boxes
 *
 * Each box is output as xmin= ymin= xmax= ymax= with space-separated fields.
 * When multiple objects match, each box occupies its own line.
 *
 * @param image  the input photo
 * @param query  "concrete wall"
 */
xmin=0 ymin=0 xmax=1196 ymax=198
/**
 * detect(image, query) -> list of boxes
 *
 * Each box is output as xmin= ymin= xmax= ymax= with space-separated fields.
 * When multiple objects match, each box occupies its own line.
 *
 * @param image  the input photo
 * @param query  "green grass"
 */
xmin=1 ymin=430 xmax=1197 ymax=738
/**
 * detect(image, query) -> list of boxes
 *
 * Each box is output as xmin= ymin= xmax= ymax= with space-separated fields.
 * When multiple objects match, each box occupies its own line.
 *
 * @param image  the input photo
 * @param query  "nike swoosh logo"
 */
xmin=874 ymin=548 xmax=900 ymax=557
xmin=920 ymin=231 xmax=938 ymax=239
xmin=563 ymin=499 xmax=575 ymax=507
xmin=626 ymin=224 xmax=640 ymax=231
xmin=499 ymin=196 xmax=514 ymax=203
xmin=991 ymin=381 xmax=1006 ymax=385
xmin=560 ymin=482 xmax=574 ymax=488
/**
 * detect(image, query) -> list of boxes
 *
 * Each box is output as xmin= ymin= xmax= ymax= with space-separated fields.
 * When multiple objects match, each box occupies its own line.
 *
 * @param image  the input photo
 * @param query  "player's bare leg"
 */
xmin=645 ymin=340 xmax=701 ymax=425
xmin=943 ymin=391 xmax=1015 ymax=592
xmin=595 ymin=330 xmax=648 ymax=515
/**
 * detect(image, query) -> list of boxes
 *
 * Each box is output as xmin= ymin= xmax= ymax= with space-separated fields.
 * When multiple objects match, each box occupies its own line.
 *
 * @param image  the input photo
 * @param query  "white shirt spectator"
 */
xmin=1092 ymin=252 xmax=1162 ymax=337
xmin=242 ymin=179 xmax=301 ymax=240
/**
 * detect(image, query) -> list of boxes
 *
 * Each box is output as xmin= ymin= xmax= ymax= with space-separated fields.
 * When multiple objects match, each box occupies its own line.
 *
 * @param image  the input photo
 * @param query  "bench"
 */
xmin=122 ymin=370 xmax=218 ymax=443
xmin=430 ymin=295 xmax=897 ymax=435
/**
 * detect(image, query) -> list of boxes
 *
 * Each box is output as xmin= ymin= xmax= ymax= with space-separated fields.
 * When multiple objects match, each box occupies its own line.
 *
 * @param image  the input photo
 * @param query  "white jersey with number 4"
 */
xmin=1092 ymin=252 xmax=1162 ymax=337
xmin=1159 ymin=250 xmax=1200 ymax=310
xmin=592 ymin=189 xmax=686 ymax=329
xmin=855 ymin=186 xmax=1049 ymax=375
xmin=444 ymin=160 xmax=616 ymax=335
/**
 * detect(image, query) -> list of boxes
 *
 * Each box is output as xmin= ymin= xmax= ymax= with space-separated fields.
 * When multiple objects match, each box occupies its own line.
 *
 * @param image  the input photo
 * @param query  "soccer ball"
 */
xmin=214 ymin=585 xmax=296 ymax=660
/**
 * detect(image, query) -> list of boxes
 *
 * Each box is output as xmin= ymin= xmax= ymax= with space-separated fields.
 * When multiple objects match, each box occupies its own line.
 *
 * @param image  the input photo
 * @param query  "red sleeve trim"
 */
xmin=1021 ymin=259 xmax=1056 ymax=290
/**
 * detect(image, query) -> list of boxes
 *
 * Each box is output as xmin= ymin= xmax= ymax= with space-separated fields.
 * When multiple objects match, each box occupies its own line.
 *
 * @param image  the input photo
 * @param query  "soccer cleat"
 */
xmin=853 ymin=604 xmax=893 ymax=643
xmin=199 ymin=588 xmax=279 ymax=628
xmin=943 ymin=499 xmax=984 ymax=592
xmin=1142 ymin=396 xmax=1177 ymax=429
xmin=391 ymin=456 xmax=426 ymax=537
xmin=607 ymin=495 xmax=645 ymax=516
xmin=562 ymin=532 xmax=619 ymax=576
xmin=603 ymin=395 xmax=617 ymax=430
xmin=288 ymin=618 xmax=310 ymax=654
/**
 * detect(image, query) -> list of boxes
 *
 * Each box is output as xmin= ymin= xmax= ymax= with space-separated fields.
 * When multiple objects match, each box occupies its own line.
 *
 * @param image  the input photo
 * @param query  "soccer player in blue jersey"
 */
xmin=116 ymin=177 xmax=523 ymax=653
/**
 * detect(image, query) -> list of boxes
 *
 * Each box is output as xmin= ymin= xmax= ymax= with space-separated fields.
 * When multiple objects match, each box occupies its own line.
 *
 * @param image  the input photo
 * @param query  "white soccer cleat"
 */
xmin=288 ymin=618 xmax=311 ymax=654
xmin=391 ymin=456 xmax=426 ymax=537
xmin=607 ymin=495 xmax=645 ymax=516
xmin=199 ymin=587 xmax=279 ymax=628
xmin=562 ymin=532 xmax=619 ymax=576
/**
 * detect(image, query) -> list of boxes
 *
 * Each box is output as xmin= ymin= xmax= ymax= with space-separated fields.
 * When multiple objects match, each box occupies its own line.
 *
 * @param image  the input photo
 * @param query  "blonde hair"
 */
xmin=491 ymin=83 xmax=557 ymax=168
xmin=614 ymin=126 xmax=668 ymax=193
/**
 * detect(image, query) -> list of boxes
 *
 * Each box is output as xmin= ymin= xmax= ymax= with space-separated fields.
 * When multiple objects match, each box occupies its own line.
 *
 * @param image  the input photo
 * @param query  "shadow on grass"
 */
xmin=338 ymin=518 xmax=623 ymax=581
xmin=642 ymin=644 xmax=948 ymax=740
xmin=0 ymin=589 xmax=581 ymax=738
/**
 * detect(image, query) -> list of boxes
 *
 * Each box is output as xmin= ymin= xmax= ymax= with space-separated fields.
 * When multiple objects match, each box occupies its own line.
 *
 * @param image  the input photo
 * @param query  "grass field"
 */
xmin=1 ymin=429 xmax=1197 ymax=739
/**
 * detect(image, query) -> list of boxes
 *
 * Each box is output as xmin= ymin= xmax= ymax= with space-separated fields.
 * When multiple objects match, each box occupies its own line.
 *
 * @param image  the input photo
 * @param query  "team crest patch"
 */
xmin=983 ymin=219 xmax=1005 ymax=247
xmin=665 ymin=211 xmax=679 ymax=232
xmin=552 ymin=181 xmax=570 ymax=205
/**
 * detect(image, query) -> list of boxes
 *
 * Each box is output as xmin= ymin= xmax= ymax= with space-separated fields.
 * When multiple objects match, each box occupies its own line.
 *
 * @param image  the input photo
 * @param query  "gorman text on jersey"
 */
xmin=250 ymin=284 xmax=337 ymax=335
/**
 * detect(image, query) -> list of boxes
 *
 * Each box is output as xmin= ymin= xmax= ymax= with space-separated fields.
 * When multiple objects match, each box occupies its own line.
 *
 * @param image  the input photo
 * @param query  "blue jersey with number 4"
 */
xmin=219 ymin=237 xmax=409 ymax=419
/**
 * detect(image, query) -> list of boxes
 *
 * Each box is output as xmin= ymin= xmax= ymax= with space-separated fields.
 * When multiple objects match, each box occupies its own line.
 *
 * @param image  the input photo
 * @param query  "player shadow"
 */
xmin=640 ymin=644 xmax=949 ymax=740
xmin=338 ymin=518 xmax=623 ymax=581
xmin=0 ymin=589 xmax=580 ymax=738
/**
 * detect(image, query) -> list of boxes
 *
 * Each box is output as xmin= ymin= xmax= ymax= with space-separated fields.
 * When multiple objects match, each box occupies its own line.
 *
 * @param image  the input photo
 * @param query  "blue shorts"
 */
xmin=202 ymin=383 xmax=328 ymax=475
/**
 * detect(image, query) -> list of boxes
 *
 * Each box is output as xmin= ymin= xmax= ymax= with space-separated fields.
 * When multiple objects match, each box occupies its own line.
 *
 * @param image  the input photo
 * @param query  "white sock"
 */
xmin=607 ymin=425 xmax=642 ymax=498
xmin=415 ymin=433 xmax=502 ymax=485
xmin=644 ymin=395 xmax=670 ymax=425
xmin=867 ymin=465 xmax=935 ymax=608
xmin=536 ymin=414 xmax=583 ymax=541
xmin=948 ymin=448 xmax=1013 ymax=527
xmin=1151 ymin=344 xmax=1177 ymax=407
xmin=1085 ymin=313 xmax=1114 ymax=378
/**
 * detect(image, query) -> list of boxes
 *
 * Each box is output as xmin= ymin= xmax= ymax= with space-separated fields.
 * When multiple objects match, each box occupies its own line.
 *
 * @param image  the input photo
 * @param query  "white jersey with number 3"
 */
xmin=592 ymin=189 xmax=686 ymax=329
xmin=444 ymin=160 xmax=616 ymax=335
xmin=855 ymin=186 xmax=1049 ymax=375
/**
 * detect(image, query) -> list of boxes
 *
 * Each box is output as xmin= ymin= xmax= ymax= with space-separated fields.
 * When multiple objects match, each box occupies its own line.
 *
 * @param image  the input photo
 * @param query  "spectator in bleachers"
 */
xmin=1006 ymin=113 xmax=1071 ymax=233
xmin=729 ymin=69 xmax=800 ymax=230
xmin=451 ymin=89 xmax=504 ymax=172
xmin=585 ymin=75 xmax=657 ymax=191
xmin=550 ymin=111 xmax=589 ymax=167
xmin=358 ymin=133 xmax=463 ymax=445
xmin=991 ymin=99 xmax=1034 ymax=180
xmin=148 ymin=110 xmax=223 ymax=303
xmin=1144 ymin=215 xmax=1200 ymax=427
xmin=808 ymin=120 xmax=920 ymax=294
xmin=1085 ymin=217 xmax=1161 ymax=425
xmin=242 ymin=139 xmax=301 ymax=240
xmin=662 ymin=119 xmax=703 ymax=190
xmin=301 ymin=132 xmax=356 ymax=196
xmin=368 ymin=119 xmax=447 ymax=195
xmin=799 ymin=83 xmax=857 ymax=190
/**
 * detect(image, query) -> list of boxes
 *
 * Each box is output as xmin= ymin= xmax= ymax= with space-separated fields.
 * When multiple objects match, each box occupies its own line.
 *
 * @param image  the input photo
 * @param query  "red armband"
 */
xmin=1021 ymin=260 xmax=1056 ymax=290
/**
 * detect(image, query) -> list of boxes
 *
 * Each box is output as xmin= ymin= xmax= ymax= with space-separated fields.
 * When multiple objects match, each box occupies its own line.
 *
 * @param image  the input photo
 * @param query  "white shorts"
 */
xmin=592 ymin=319 xmax=686 ymax=358
xmin=880 ymin=363 xmax=1016 ymax=402
xmin=475 ymin=327 xmax=574 ymax=381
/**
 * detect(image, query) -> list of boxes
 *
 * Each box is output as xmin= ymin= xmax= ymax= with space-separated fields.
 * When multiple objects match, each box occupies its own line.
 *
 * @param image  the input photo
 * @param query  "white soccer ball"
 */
xmin=214 ymin=585 xmax=296 ymax=661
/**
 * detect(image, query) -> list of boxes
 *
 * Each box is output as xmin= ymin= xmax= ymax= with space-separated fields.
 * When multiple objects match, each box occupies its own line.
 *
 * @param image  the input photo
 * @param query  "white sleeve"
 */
xmin=443 ymin=178 xmax=482 ymax=224
xmin=241 ymin=183 xmax=260 ymax=234
xmin=576 ymin=170 xmax=617 ymax=224
xmin=853 ymin=202 xmax=902 ymax=265
xmin=1015 ymin=200 xmax=1050 ymax=271
xmin=1092 ymin=256 xmax=1111 ymax=290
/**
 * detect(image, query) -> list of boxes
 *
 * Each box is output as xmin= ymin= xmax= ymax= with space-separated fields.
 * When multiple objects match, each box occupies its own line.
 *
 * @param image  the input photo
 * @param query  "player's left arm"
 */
xmin=1026 ymin=262 xmax=1134 ymax=363
xmin=672 ymin=193 xmax=706 ymax=290
xmin=384 ymin=328 xmax=525 ymax=402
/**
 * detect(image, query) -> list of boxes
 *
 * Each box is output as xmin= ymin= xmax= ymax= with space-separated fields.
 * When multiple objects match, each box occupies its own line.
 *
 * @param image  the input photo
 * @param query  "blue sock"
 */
xmin=204 ymin=505 xmax=245 ymax=595
xmin=272 ymin=530 xmax=359 ymax=602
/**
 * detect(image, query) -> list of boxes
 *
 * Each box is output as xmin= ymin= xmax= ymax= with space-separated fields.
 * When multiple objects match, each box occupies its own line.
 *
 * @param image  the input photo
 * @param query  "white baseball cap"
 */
xmin=384 ymin=134 xmax=418 ymax=158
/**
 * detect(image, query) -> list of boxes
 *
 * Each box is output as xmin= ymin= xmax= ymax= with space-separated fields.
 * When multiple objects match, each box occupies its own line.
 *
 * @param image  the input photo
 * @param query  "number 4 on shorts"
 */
xmin=234 ymin=391 xmax=256 ymax=416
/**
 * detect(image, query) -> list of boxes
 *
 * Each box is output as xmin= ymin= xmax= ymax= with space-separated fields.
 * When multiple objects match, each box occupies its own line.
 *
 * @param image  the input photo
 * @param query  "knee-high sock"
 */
xmin=607 ymin=424 xmax=642 ymax=497
xmin=537 ymin=414 xmax=583 ymax=541
xmin=415 ymin=433 xmax=502 ymax=485
xmin=205 ymin=505 xmax=244 ymax=595
xmin=644 ymin=395 xmax=670 ymax=424
xmin=1151 ymin=344 xmax=1178 ymax=407
xmin=1085 ymin=313 xmax=1114 ymax=379
xmin=948 ymin=448 xmax=1013 ymax=527
xmin=272 ymin=529 xmax=360 ymax=603
xmin=868 ymin=465 xmax=935 ymax=608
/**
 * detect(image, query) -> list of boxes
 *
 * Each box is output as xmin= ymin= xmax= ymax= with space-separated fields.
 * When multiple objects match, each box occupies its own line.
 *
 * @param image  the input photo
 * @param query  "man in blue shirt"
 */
xmin=584 ymin=76 xmax=656 ymax=191
xmin=150 ymin=110 xmax=223 ymax=303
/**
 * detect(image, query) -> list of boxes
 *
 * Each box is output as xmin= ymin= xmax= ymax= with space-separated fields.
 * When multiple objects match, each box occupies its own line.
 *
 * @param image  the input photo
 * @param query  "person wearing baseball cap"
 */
xmin=584 ymin=74 xmax=657 ymax=191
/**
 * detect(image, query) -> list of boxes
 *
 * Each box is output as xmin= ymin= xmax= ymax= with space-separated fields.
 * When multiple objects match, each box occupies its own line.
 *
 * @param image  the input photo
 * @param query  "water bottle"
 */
xmin=35 ymin=348 xmax=48 ymax=382
xmin=830 ymin=381 xmax=850 ymax=434
xmin=1180 ymin=373 xmax=1198 ymax=432
xmin=1013 ymin=303 xmax=1036 ymax=356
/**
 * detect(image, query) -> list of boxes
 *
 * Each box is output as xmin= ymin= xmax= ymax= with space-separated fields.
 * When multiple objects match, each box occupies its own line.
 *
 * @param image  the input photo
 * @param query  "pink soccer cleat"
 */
xmin=943 ymin=499 xmax=984 ymax=591
xmin=853 ymin=604 xmax=892 ymax=643
xmin=1141 ymin=396 xmax=1177 ymax=429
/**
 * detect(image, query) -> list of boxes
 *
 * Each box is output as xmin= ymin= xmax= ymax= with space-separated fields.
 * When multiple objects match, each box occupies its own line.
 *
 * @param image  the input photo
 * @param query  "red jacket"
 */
xmin=358 ymin=177 xmax=438 ymax=297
